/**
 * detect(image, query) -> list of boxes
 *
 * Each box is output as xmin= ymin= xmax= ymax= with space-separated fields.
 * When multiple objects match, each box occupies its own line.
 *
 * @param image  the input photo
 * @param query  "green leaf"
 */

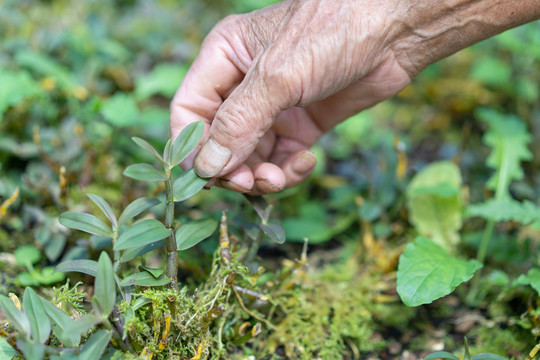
xmin=55 ymin=259 xmax=98 ymax=277
xmin=176 ymin=218 xmax=218 ymax=251
xmin=100 ymin=93 xmax=139 ymax=127
xmin=134 ymin=63 xmax=188 ymax=100
xmin=14 ymin=245 xmax=41 ymax=267
xmin=406 ymin=161 xmax=462 ymax=252
xmin=63 ymin=315 xmax=99 ymax=340
xmin=513 ymin=268 xmax=540 ymax=295
xmin=132 ymin=137 xmax=165 ymax=165
xmin=23 ymin=288 xmax=51 ymax=344
xmin=92 ymin=253 xmax=116 ymax=318
xmin=119 ymin=272 xmax=170 ymax=287
xmin=17 ymin=339 xmax=44 ymax=360
xmin=87 ymin=194 xmax=117 ymax=228
xmin=0 ymin=336 xmax=17 ymax=359
xmin=466 ymin=198 xmax=540 ymax=224
xmin=172 ymin=168 xmax=209 ymax=202
xmin=59 ymin=212 xmax=112 ymax=238
xmin=44 ymin=234 xmax=66 ymax=262
xmin=123 ymin=163 xmax=168 ymax=182
xmin=78 ymin=330 xmax=112 ymax=360
xmin=39 ymin=298 xmax=80 ymax=347
xmin=260 ymin=223 xmax=286 ymax=244
xmin=118 ymin=197 xmax=160 ymax=226
xmin=470 ymin=353 xmax=506 ymax=360
xmin=0 ymin=69 xmax=40 ymax=117
xmin=470 ymin=57 xmax=511 ymax=88
xmin=169 ymin=121 xmax=204 ymax=168
xmin=423 ymin=351 xmax=460 ymax=360
xmin=119 ymin=240 xmax=165 ymax=263
xmin=397 ymin=236 xmax=482 ymax=306
xmin=477 ymin=108 xmax=532 ymax=199
xmin=139 ymin=266 xmax=164 ymax=279
xmin=0 ymin=295 xmax=31 ymax=336
xmin=15 ymin=50 xmax=75 ymax=89
xmin=131 ymin=297 xmax=152 ymax=311
xmin=114 ymin=219 xmax=171 ymax=251
xmin=162 ymin=138 xmax=173 ymax=165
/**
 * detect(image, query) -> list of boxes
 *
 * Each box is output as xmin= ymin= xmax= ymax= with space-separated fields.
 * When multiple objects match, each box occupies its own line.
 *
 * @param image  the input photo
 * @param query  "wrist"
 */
xmin=388 ymin=0 xmax=540 ymax=76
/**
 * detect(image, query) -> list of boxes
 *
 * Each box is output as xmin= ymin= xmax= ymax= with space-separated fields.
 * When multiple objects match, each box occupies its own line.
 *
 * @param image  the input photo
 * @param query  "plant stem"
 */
xmin=165 ymin=175 xmax=179 ymax=291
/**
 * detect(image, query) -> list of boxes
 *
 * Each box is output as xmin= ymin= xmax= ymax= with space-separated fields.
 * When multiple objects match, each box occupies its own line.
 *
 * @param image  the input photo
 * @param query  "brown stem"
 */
xmin=165 ymin=177 xmax=179 ymax=291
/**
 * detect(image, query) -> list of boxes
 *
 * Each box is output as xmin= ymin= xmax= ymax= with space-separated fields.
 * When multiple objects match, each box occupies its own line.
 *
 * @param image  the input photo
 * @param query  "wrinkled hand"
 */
xmin=170 ymin=0 xmax=415 ymax=195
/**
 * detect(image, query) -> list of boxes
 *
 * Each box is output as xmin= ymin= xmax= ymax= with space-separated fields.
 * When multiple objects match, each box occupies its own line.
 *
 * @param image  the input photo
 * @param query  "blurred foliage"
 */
xmin=0 ymin=0 xmax=539 ymax=358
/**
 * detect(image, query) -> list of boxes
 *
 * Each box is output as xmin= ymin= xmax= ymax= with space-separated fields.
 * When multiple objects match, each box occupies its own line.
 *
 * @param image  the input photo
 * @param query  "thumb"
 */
xmin=193 ymin=60 xmax=296 ymax=178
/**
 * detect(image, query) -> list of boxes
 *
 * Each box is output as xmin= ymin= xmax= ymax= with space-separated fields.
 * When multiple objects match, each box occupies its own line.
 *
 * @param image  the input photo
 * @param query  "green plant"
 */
xmin=423 ymin=338 xmax=505 ymax=360
xmin=397 ymin=108 xmax=536 ymax=307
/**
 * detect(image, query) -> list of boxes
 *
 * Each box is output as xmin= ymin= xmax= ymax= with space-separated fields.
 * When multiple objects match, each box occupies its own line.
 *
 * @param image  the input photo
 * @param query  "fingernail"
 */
xmin=194 ymin=138 xmax=232 ymax=177
xmin=255 ymin=179 xmax=283 ymax=193
xmin=291 ymin=152 xmax=317 ymax=174
xmin=219 ymin=179 xmax=251 ymax=193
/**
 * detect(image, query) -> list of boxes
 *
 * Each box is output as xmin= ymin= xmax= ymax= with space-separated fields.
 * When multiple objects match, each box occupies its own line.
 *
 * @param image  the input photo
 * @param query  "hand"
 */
xmin=170 ymin=0 xmax=412 ymax=194
xmin=170 ymin=0 xmax=540 ymax=195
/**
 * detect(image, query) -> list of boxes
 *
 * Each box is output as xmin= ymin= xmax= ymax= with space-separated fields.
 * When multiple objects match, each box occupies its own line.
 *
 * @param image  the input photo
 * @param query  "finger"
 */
xmin=169 ymin=16 xmax=250 ymax=168
xmin=217 ymin=164 xmax=254 ymax=193
xmin=193 ymin=48 xmax=300 ymax=178
xmin=252 ymin=163 xmax=286 ymax=195
xmin=279 ymin=150 xmax=317 ymax=188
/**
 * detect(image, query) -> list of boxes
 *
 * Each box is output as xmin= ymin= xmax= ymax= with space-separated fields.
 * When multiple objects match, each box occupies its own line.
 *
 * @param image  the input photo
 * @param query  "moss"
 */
xmin=469 ymin=326 xmax=535 ymax=358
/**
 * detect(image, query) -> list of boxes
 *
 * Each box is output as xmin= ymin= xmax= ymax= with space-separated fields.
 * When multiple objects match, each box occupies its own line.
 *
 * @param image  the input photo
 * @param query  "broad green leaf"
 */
xmin=513 ymin=268 xmax=540 ymax=295
xmin=55 ymin=259 xmax=98 ymax=277
xmin=118 ymin=197 xmax=160 ymax=226
xmin=114 ymin=219 xmax=171 ymax=251
xmin=120 ymin=272 xmax=170 ymax=287
xmin=406 ymin=161 xmax=462 ymax=252
xmin=466 ymin=198 xmax=540 ymax=224
xmin=17 ymin=339 xmax=44 ymax=360
xmin=477 ymin=108 xmax=532 ymax=199
xmin=44 ymin=234 xmax=66 ymax=262
xmin=78 ymin=330 xmax=112 ymax=360
xmin=470 ymin=353 xmax=506 ymax=360
xmin=123 ymin=163 xmax=168 ymax=182
xmin=131 ymin=297 xmax=152 ymax=311
xmin=119 ymin=240 xmax=165 ymax=263
xmin=397 ymin=236 xmax=482 ymax=307
xmin=14 ymin=245 xmax=41 ymax=267
xmin=132 ymin=137 xmax=165 ymax=165
xmin=0 ymin=295 xmax=31 ymax=336
xmin=172 ymin=168 xmax=209 ymax=202
xmin=169 ymin=121 xmax=204 ymax=168
xmin=23 ymin=288 xmax=51 ymax=344
xmin=92 ymin=253 xmax=116 ymax=318
xmin=0 ymin=336 xmax=17 ymax=359
xmin=39 ymin=298 xmax=80 ymax=347
xmin=176 ymin=218 xmax=218 ymax=251
xmin=0 ymin=69 xmax=40 ymax=117
xmin=100 ymin=93 xmax=139 ymax=127
xmin=134 ymin=63 xmax=188 ymax=100
xmin=424 ymin=351 xmax=460 ymax=360
xmin=260 ymin=223 xmax=286 ymax=244
xmin=59 ymin=212 xmax=112 ymax=238
xmin=139 ymin=266 xmax=164 ymax=279
xmin=87 ymin=194 xmax=117 ymax=228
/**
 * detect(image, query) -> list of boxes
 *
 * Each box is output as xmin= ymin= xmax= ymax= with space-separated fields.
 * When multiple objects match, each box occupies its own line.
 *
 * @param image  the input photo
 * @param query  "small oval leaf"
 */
xmin=470 ymin=353 xmax=507 ymax=360
xmin=118 ymin=197 xmax=160 ymax=226
xmin=59 ymin=212 xmax=112 ymax=238
xmin=176 ymin=218 xmax=218 ymax=251
xmin=119 ymin=272 xmax=170 ymax=287
xmin=55 ymin=259 xmax=98 ymax=277
xmin=0 ymin=295 xmax=31 ymax=336
xmin=39 ymin=297 xmax=80 ymax=347
xmin=92 ymin=252 xmax=116 ymax=318
xmin=172 ymin=168 xmax=208 ymax=202
xmin=132 ymin=137 xmax=165 ymax=165
xmin=424 ymin=351 xmax=460 ymax=360
xmin=87 ymin=194 xmax=117 ymax=228
xmin=119 ymin=240 xmax=165 ymax=263
xmin=114 ymin=219 xmax=171 ymax=251
xmin=123 ymin=163 xmax=168 ymax=182
xmin=23 ymin=288 xmax=51 ymax=344
xmin=78 ymin=330 xmax=112 ymax=360
xmin=169 ymin=120 xmax=204 ymax=168
xmin=260 ymin=223 xmax=286 ymax=244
